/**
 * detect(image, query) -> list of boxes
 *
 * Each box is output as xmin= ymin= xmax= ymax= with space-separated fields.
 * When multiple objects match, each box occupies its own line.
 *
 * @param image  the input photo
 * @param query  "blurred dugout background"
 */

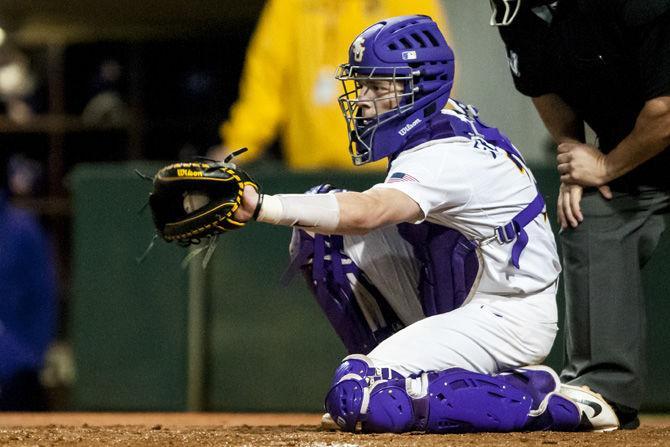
xmin=0 ymin=0 xmax=668 ymax=413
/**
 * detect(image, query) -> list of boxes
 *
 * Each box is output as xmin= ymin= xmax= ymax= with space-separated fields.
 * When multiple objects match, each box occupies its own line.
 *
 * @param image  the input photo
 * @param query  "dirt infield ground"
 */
xmin=0 ymin=413 xmax=669 ymax=446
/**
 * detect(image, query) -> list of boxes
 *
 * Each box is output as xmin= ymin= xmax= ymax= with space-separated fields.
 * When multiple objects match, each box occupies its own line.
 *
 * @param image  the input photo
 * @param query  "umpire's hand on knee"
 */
xmin=556 ymin=142 xmax=613 ymax=187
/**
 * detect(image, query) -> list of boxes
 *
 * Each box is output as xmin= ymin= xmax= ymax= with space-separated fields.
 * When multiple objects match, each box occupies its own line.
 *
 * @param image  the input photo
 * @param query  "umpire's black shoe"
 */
xmin=611 ymin=403 xmax=640 ymax=430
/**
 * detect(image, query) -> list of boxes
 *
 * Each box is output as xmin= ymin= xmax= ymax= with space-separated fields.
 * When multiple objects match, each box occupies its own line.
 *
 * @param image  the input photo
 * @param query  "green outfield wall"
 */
xmin=70 ymin=163 xmax=190 ymax=410
xmin=70 ymin=162 xmax=670 ymax=412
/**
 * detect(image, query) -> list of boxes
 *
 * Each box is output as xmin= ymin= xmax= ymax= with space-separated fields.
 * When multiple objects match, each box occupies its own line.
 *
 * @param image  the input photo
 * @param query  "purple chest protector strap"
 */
xmin=493 ymin=192 xmax=546 ymax=268
xmin=397 ymin=223 xmax=479 ymax=317
xmin=446 ymin=101 xmax=547 ymax=269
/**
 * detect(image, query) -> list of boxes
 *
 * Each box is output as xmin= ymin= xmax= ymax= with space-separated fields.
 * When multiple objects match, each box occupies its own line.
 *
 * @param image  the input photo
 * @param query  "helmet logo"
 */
xmin=402 ymin=51 xmax=417 ymax=61
xmin=398 ymin=118 xmax=421 ymax=136
xmin=352 ymin=36 xmax=366 ymax=62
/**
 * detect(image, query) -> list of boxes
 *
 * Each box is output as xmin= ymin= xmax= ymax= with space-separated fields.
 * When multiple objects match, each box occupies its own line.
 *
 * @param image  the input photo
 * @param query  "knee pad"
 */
xmin=325 ymin=375 xmax=416 ymax=433
xmin=325 ymin=355 xmax=408 ymax=432
xmin=324 ymin=373 xmax=369 ymax=432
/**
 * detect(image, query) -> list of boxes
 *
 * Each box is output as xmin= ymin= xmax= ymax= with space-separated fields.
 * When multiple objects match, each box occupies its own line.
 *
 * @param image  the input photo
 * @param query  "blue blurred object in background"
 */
xmin=0 ymin=190 xmax=57 ymax=410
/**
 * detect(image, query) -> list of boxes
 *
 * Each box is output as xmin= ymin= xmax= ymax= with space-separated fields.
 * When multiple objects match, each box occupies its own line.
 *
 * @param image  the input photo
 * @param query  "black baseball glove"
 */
xmin=148 ymin=149 xmax=259 ymax=245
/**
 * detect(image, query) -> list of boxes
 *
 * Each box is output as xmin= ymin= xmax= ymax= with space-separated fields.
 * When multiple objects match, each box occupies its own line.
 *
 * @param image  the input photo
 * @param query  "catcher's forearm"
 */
xmin=256 ymin=193 xmax=340 ymax=233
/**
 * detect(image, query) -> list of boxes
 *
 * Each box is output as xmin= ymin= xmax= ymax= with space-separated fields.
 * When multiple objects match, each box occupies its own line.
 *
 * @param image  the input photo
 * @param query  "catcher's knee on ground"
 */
xmin=324 ymin=357 xmax=581 ymax=433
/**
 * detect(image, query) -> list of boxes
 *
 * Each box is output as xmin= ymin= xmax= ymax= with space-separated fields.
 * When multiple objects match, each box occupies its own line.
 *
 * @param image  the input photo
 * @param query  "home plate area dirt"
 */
xmin=0 ymin=413 xmax=669 ymax=446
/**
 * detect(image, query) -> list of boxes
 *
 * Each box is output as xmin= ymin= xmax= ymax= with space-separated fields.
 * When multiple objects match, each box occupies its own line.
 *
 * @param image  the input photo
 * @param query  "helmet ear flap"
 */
xmin=417 ymin=80 xmax=447 ymax=94
xmin=418 ymin=65 xmax=448 ymax=78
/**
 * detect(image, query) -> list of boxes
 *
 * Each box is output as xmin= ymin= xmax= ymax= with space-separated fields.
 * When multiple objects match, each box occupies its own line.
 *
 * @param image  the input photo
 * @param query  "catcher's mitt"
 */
xmin=148 ymin=154 xmax=259 ymax=245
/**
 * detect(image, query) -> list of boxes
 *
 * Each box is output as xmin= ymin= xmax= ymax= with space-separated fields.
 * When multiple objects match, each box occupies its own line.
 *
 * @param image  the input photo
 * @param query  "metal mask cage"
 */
xmin=335 ymin=64 xmax=415 ymax=165
xmin=489 ymin=0 xmax=521 ymax=26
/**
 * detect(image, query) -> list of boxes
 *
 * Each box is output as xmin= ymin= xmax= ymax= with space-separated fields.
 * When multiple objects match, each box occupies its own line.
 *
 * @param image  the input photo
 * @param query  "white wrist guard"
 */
xmin=256 ymin=193 xmax=340 ymax=233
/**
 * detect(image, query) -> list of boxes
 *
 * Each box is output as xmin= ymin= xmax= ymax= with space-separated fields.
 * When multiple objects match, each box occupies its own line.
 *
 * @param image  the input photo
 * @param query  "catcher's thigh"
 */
xmin=367 ymin=291 xmax=558 ymax=376
xmin=341 ymin=225 xmax=424 ymax=325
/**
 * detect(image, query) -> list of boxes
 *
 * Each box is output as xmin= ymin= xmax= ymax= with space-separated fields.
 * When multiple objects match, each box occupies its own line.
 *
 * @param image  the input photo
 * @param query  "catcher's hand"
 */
xmin=149 ymin=154 xmax=259 ymax=245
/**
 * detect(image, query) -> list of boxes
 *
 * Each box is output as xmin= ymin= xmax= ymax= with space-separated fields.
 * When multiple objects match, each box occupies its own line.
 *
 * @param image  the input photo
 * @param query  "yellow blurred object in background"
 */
xmin=219 ymin=0 xmax=449 ymax=171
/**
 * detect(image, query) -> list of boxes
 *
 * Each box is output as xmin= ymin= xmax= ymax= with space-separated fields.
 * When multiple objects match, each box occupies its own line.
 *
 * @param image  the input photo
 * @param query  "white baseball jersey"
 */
xmin=373 ymin=129 xmax=561 ymax=297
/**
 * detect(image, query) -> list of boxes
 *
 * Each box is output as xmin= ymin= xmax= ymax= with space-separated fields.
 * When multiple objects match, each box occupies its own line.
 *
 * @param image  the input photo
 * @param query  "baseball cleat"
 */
xmin=320 ymin=412 xmax=341 ymax=431
xmin=558 ymin=384 xmax=620 ymax=432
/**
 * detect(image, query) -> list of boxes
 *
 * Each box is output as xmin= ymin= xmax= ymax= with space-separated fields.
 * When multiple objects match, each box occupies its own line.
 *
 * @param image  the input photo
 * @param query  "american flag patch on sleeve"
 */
xmin=387 ymin=172 xmax=418 ymax=183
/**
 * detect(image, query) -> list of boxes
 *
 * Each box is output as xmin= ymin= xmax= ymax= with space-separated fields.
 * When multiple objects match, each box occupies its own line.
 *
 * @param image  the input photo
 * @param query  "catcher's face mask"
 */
xmin=336 ymin=65 xmax=413 ymax=166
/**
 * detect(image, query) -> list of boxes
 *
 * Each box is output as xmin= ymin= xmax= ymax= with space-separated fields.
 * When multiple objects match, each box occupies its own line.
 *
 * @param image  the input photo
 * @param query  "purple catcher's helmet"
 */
xmin=335 ymin=15 xmax=455 ymax=165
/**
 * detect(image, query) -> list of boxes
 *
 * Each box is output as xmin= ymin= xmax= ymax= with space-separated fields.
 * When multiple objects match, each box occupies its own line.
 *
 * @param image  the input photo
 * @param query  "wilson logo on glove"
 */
xmin=176 ymin=168 xmax=205 ymax=177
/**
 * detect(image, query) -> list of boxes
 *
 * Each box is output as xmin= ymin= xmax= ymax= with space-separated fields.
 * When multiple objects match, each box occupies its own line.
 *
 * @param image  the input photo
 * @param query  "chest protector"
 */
xmin=395 ymin=99 xmax=545 ymax=312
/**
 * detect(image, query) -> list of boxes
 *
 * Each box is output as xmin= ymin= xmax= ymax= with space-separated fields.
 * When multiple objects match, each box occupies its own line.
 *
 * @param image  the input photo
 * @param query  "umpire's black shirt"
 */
xmin=497 ymin=0 xmax=670 ymax=190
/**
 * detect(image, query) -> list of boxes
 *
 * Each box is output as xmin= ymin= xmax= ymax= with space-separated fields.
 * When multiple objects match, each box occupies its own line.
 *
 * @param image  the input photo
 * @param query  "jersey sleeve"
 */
xmin=372 ymin=144 xmax=472 ymax=222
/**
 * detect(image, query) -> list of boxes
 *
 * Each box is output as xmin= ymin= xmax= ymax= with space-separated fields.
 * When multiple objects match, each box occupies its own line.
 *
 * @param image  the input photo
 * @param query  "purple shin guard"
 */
xmin=422 ymin=369 xmax=533 ymax=433
xmin=497 ymin=366 xmax=560 ymax=414
xmin=325 ymin=376 xmax=418 ymax=434
xmin=525 ymin=394 xmax=581 ymax=431
xmin=325 ymin=354 xmax=404 ymax=432
xmin=325 ymin=364 xmax=581 ymax=434
xmin=497 ymin=366 xmax=580 ymax=431
xmin=420 ymin=367 xmax=580 ymax=433
xmin=287 ymin=224 xmax=480 ymax=354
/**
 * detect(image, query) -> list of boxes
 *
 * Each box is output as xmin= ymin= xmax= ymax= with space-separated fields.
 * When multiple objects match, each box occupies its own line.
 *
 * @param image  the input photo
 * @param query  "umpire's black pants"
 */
xmin=560 ymin=186 xmax=670 ymax=410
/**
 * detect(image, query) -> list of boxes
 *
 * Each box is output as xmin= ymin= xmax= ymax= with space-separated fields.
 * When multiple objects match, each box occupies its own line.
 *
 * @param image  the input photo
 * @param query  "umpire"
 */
xmin=491 ymin=0 xmax=670 ymax=429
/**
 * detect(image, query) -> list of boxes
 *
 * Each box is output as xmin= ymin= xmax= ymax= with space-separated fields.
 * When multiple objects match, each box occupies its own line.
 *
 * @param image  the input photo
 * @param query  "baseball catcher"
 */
xmin=145 ymin=15 xmax=621 ymax=434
